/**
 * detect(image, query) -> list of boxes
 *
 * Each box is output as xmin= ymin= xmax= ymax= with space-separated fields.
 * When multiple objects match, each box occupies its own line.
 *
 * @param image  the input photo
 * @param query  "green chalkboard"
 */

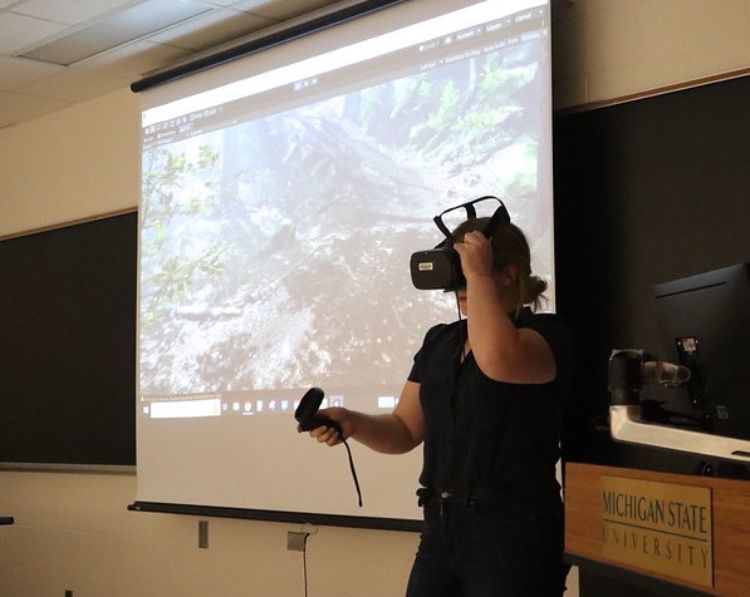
xmin=0 ymin=212 xmax=137 ymax=466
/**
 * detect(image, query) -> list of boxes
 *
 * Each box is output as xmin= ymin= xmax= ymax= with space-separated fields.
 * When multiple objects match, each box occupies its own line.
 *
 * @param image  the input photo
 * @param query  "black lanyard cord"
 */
xmin=341 ymin=437 xmax=363 ymax=507
xmin=454 ymin=291 xmax=467 ymax=361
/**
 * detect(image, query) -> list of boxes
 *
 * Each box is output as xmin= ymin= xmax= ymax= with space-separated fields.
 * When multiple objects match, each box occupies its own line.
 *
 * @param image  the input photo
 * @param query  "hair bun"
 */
xmin=523 ymin=275 xmax=548 ymax=311
xmin=527 ymin=275 xmax=548 ymax=297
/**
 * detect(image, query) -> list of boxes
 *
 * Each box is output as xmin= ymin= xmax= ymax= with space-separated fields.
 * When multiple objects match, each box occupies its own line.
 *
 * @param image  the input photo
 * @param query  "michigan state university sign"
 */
xmin=600 ymin=476 xmax=713 ymax=588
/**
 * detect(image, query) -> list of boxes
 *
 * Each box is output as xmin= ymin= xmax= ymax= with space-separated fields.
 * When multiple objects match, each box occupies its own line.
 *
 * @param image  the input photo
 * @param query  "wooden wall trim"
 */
xmin=555 ymin=67 xmax=750 ymax=115
xmin=0 ymin=207 xmax=137 ymax=242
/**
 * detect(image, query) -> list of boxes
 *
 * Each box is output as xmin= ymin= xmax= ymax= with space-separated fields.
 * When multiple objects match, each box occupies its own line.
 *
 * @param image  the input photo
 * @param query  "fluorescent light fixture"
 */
xmin=19 ymin=0 xmax=212 ymax=66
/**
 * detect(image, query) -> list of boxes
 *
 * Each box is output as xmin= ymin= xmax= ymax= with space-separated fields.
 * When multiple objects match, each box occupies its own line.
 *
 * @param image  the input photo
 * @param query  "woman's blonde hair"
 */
xmin=452 ymin=216 xmax=548 ymax=312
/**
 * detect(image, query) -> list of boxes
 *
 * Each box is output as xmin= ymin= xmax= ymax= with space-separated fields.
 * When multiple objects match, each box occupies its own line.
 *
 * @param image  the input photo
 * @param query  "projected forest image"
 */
xmin=139 ymin=39 xmax=551 ymax=396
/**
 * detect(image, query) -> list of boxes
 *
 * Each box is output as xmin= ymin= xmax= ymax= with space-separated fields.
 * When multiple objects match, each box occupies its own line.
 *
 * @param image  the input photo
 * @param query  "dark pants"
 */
xmin=405 ymin=496 xmax=570 ymax=597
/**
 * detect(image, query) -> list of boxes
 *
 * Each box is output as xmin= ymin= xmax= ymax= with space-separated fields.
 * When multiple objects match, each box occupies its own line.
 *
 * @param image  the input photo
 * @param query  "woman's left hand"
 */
xmin=453 ymin=230 xmax=494 ymax=281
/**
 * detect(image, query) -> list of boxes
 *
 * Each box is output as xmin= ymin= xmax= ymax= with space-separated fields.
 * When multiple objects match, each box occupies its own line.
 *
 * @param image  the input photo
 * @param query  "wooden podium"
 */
xmin=565 ymin=463 xmax=750 ymax=596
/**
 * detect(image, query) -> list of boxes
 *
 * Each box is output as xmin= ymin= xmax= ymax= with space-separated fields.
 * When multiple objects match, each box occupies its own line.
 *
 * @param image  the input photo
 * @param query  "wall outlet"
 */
xmin=287 ymin=531 xmax=308 ymax=552
xmin=198 ymin=520 xmax=209 ymax=549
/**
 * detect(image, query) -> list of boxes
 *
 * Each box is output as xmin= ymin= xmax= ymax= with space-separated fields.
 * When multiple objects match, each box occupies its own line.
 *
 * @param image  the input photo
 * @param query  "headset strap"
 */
xmin=432 ymin=195 xmax=509 ymax=243
xmin=483 ymin=199 xmax=510 ymax=237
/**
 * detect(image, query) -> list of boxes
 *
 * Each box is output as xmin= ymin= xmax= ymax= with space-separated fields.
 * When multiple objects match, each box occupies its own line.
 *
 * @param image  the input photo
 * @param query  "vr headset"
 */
xmin=410 ymin=196 xmax=511 ymax=291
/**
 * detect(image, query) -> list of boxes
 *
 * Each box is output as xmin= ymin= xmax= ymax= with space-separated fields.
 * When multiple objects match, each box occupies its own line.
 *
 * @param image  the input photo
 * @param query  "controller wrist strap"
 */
xmin=342 ymin=438 xmax=363 ymax=507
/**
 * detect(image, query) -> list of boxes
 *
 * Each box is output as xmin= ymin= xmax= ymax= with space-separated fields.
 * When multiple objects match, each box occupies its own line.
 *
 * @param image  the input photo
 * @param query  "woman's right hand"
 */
xmin=301 ymin=407 xmax=355 ymax=446
xmin=297 ymin=382 xmax=423 ymax=454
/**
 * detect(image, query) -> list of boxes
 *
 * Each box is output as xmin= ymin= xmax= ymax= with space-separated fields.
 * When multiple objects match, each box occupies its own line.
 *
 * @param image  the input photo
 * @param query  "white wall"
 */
xmin=0 ymin=470 xmax=415 ymax=597
xmin=552 ymin=0 xmax=750 ymax=110
xmin=0 ymin=88 xmax=138 ymax=238
xmin=2 ymin=1 xmax=750 ymax=594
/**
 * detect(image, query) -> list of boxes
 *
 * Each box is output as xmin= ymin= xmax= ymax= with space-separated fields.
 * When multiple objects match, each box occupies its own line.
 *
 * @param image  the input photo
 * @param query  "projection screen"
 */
xmin=135 ymin=0 xmax=554 ymax=527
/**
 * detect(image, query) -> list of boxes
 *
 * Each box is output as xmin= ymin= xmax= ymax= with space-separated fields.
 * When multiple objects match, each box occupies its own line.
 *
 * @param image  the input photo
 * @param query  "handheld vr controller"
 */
xmin=295 ymin=387 xmax=362 ymax=506
xmin=295 ymin=387 xmax=342 ymax=434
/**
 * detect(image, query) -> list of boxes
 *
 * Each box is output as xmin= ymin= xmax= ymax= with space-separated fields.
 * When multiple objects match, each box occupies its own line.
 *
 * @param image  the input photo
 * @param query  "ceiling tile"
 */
xmin=17 ymin=67 xmax=131 ymax=102
xmin=147 ymin=8 xmax=274 ymax=51
xmin=0 ymin=89 xmax=70 ymax=128
xmin=11 ymin=0 xmax=134 ymax=26
xmin=76 ymin=40 xmax=193 ymax=78
xmin=0 ymin=0 xmax=328 ymax=128
xmin=19 ymin=0 xmax=214 ymax=66
xmin=0 ymin=55 xmax=64 ymax=91
xmin=0 ymin=12 xmax=67 ymax=54
xmin=233 ymin=0 xmax=338 ymax=21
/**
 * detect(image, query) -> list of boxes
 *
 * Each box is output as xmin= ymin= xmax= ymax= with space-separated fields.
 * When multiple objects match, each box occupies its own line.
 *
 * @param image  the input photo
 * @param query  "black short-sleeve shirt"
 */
xmin=408 ymin=307 xmax=574 ymax=514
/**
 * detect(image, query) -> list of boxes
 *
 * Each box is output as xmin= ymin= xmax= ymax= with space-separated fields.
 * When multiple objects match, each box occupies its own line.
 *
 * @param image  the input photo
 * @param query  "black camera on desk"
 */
xmin=409 ymin=196 xmax=510 ymax=291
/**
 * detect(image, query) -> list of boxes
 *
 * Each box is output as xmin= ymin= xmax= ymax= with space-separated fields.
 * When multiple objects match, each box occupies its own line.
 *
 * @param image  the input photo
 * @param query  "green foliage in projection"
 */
xmin=140 ymin=144 xmax=225 ymax=331
xmin=504 ymin=136 xmax=538 ymax=196
xmin=426 ymin=79 xmax=462 ymax=132
xmin=421 ymin=49 xmax=536 ymax=149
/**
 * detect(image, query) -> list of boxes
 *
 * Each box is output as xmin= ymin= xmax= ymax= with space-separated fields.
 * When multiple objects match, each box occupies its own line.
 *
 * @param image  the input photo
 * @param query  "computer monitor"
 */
xmin=652 ymin=263 xmax=750 ymax=440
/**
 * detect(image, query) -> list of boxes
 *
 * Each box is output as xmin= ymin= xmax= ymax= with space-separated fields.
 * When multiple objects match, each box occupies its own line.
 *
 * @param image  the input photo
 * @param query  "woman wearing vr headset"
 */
xmin=303 ymin=205 xmax=574 ymax=596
